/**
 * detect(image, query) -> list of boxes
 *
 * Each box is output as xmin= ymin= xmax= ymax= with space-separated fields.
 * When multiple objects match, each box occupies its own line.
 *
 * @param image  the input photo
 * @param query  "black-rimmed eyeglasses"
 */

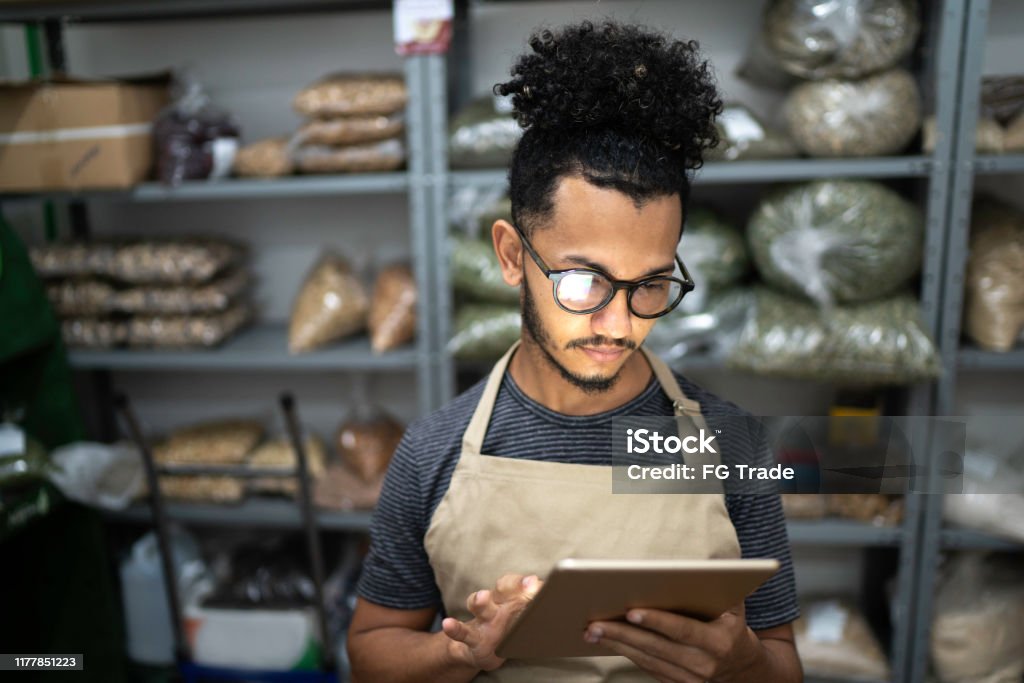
xmin=513 ymin=223 xmax=694 ymax=319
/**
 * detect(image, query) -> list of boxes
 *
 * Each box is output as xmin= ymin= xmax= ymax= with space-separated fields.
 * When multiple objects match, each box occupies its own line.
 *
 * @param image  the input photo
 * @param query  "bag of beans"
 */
xmin=288 ymin=252 xmax=369 ymax=353
xmin=335 ymin=410 xmax=404 ymax=483
xmin=233 ymin=138 xmax=294 ymax=178
xmin=293 ymin=139 xmax=405 ymax=174
xmin=293 ymin=73 xmax=407 ymax=117
xmin=368 ymin=264 xmax=417 ymax=353
xmin=295 ymin=112 xmax=404 ymax=146
xmin=154 ymin=419 xmax=263 ymax=466
xmin=964 ymin=200 xmax=1024 ymax=351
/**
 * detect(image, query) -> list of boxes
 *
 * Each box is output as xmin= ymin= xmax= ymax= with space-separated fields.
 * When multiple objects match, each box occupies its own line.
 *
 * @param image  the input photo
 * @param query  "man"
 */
xmin=349 ymin=20 xmax=802 ymax=682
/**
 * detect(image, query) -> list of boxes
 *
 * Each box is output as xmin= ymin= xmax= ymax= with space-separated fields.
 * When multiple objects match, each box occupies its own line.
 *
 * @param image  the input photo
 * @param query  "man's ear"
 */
xmin=492 ymin=219 xmax=524 ymax=287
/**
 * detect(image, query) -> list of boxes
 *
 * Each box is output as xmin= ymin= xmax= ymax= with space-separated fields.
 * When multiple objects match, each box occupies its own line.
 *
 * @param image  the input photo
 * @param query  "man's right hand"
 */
xmin=441 ymin=573 xmax=544 ymax=672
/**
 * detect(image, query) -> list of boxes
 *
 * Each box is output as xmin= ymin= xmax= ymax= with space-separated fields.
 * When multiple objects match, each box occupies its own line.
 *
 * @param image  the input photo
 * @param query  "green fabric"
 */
xmin=0 ymin=214 xmax=126 ymax=683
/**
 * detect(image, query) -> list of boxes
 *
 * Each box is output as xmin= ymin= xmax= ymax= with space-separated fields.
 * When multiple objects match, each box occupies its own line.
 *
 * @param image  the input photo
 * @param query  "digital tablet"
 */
xmin=495 ymin=558 xmax=780 ymax=659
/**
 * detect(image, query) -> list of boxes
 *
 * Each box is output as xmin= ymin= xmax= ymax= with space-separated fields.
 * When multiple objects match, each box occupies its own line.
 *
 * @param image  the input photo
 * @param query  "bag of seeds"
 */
xmin=368 ymin=264 xmax=417 ymax=353
xmin=747 ymin=180 xmax=923 ymax=306
xmin=247 ymin=435 xmax=327 ymax=479
xmin=964 ymin=200 xmax=1024 ymax=351
xmin=727 ymin=288 xmax=940 ymax=384
xmin=154 ymin=419 xmax=263 ymax=466
xmin=289 ymin=252 xmax=369 ymax=353
xmin=448 ymin=304 xmax=522 ymax=361
xmin=785 ymin=69 xmax=921 ymax=158
xmin=49 ymin=270 xmax=250 ymax=316
xmin=61 ymin=317 xmax=128 ymax=349
xmin=335 ymin=410 xmax=404 ymax=483
xmin=448 ymin=95 xmax=522 ymax=169
xmin=293 ymin=73 xmax=407 ymax=117
xmin=450 ymin=234 xmax=518 ymax=305
xmin=158 ymin=475 xmax=245 ymax=503
xmin=763 ymin=0 xmax=920 ymax=80
xmin=295 ymin=112 xmax=404 ymax=146
xmin=706 ymin=104 xmax=798 ymax=162
xmin=233 ymin=138 xmax=294 ymax=178
xmin=126 ymin=304 xmax=250 ymax=348
xmin=293 ymin=139 xmax=405 ymax=174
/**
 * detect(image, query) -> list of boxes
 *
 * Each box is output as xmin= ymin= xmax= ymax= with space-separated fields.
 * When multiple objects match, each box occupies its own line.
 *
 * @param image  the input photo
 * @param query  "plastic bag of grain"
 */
xmin=289 ymin=252 xmax=369 ymax=353
xmin=785 ymin=69 xmax=921 ymax=158
xmin=762 ymin=0 xmax=920 ymax=80
xmin=50 ymin=270 xmax=250 ymax=316
xmin=448 ymin=304 xmax=522 ymax=361
xmin=295 ymin=112 xmax=404 ymax=146
xmin=293 ymin=139 xmax=404 ymax=174
xmin=448 ymin=94 xmax=522 ymax=169
xmin=747 ymin=180 xmax=923 ymax=306
xmin=727 ymin=288 xmax=940 ymax=384
xmin=154 ymin=419 xmax=263 ymax=466
xmin=450 ymin=234 xmax=518 ymax=305
xmin=795 ymin=599 xmax=891 ymax=680
xmin=368 ymin=264 xmax=417 ymax=353
xmin=706 ymin=104 xmax=798 ymax=162
xmin=932 ymin=553 xmax=1024 ymax=683
xmin=293 ymin=73 xmax=407 ymax=117
xmin=335 ymin=411 xmax=404 ymax=483
xmin=964 ymin=200 xmax=1024 ymax=351
xmin=126 ymin=304 xmax=250 ymax=348
xmin=233 ymin=138 xmax=294 ymax=178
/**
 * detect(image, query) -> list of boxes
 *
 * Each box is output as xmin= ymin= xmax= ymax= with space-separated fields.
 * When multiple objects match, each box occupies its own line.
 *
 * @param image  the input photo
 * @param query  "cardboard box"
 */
xmin=0 ymin=73 xmax=168 ymax=192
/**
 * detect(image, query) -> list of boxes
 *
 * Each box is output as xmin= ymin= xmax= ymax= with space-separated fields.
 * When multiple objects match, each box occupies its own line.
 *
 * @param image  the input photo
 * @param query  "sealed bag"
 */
xmin=448 ymin=95 xmax=522 ymax=169
xmin=795 ymin=599 xmax=891 ymax=680
xmin=785 ymin=69 xmax=921 ymax=158
xmin=368 ymin=264 xmax=417 ymax=353
xmin=154 ymin=419 xmax=263 ymax=466
xmin=247 ymin=436 xmax=327 ymax=478
xmin=944 ymin=450 xmax=1024 ymax=544
xmin=154 ymin=76 xmax=240 ymax=186
xmin=680 ymin=208 xmax=749 ymax=295
xmin=763 ymin=0 xmax=920 ymax=80
xmin=126 ymin=304 xmax=250 ymax=348
xmin=233 ymin=138 xmax=294 ymax=178
xmin=706 ymin=104 xmax=798 ymax=162
xmin=61 ymin=318 xmax=128 ymax=349
xmin=293 ymin=73 xmax=407 ymax=117
xmin=727 ymin=288 xmax=940 ymax=384
xmin=964 ymin=200 xmax=1024 ymax=351
xmin=288 ymin=252 xmax=369 ymax=353
xmin=295 ymin=112 xmax=404 ymax=146
xmin=747 ymin=180 xmax=923 ymax=306
xmin=335 ymin=411 xmax=404 ymax=483
xmin=450 ymin=234 xmax=518 ymax=305
xmin=932 ymin=553 xmax=1024 ymax=683
xmin=1005 ymin=112 xmax=1024 ymax=151
xmin=313 ymin=463 xmax=384 ymax=510
xmin=293 ymin=139 xmax=404 ymax=174
xmin=448 ymin=304 xmax=522 ymax=361
xmin=48 ymin=269 xmax=250 ymax=316
xmin=643 ymin=288 xmax=754 ymax=366
xmin=158 ymin=475 xmax=245 ymax=503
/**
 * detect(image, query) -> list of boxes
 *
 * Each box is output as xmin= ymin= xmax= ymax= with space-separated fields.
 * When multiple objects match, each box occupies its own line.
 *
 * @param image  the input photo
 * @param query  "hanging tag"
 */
xmin=394 ymin=0 xmax=454 ymax=56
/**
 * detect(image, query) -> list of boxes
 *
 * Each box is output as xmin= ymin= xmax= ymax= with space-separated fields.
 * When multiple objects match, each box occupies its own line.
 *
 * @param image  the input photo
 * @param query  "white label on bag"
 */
xmin=0 ymin=423 xmax=26 ymax=457
xmin=394 ymin=0 xmax=453 ymax=55
xmin=805 ymin=601 xmax=847 ymax=643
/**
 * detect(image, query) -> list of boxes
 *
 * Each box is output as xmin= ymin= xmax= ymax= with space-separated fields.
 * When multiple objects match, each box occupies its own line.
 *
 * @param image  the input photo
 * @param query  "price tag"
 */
xmin=394 ymin=0 xmax=454 ymax=56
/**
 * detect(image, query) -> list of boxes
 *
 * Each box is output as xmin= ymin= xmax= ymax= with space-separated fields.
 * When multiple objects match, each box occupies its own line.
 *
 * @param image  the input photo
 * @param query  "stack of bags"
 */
xmin=447 ymin=194 xmax=522 ymax=361
xmin=745 ymin=0 xmax=923 ymax=158
xmin=729 ymin=179 xmax=940 ymax=384
xmin=31 ymin=238 xmax=252 ymax=349
xmin=233 ymin=73 xmax=408 ymax=178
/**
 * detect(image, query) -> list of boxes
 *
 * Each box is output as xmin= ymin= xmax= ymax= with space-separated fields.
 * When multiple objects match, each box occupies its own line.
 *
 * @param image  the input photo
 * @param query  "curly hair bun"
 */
xmin=496 ymin=20 xmax=722 ymax=169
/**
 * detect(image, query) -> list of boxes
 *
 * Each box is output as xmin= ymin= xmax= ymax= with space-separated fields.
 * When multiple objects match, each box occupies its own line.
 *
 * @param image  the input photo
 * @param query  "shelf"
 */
xmin=973 ymin=154 xmax=1024 ymax=175
xmin=957 ymin=345 xmax=1024 ymax=370
xmin=105 ymin=497 xmax=373 ymax=531
xmin=68 ymin=326 xmax=420 ymax=371
xmin=786 ymin=519 xmax=904 ymax=547
xmin=0 ymin=173 xmax=410 ymax=204
xmin=940 ymin=527 xmax=1024 ymax=551
xmin=449 ymin=157 xmax=934 ymax=189
xmin=0 ymin=0 xmax=390 ymax=23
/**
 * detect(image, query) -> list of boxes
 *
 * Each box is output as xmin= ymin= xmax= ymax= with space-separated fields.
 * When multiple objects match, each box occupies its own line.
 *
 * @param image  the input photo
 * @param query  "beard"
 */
xmin=521 ymin=281 xmax=633 ymax=395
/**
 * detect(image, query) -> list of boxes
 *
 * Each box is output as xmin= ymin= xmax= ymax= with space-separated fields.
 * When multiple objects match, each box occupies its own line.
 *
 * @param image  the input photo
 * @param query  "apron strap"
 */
xmin=462 ymin=340 xmax=521 ymax=456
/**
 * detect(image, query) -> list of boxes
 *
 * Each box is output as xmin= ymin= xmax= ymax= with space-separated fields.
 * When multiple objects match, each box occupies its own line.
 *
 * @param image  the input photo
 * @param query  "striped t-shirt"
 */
xmin=358 ymin=364 xmax=800 ymax=631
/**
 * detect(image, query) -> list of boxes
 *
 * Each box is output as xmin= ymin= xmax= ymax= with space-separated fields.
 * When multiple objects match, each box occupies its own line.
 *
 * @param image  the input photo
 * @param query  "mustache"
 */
xmin=565 ymin=337 xmax=637 ymax=351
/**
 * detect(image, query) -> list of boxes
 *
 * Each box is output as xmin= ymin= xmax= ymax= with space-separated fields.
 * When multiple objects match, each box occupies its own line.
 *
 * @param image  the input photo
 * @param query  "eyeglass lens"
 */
xmin=554 ymin=272 xmax=682 ymax=316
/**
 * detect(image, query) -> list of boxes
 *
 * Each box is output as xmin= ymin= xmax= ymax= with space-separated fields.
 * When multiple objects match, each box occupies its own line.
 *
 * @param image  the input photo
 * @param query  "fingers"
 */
xmin=442 ymin=617 xmax=476 ymax=647
xmin=593 ymin=634 xmax=708 ymax=683
xmin=465 ymin=589 xmax=499 ymax=621
xmin=620 ymin=609 xmax=716 ymax=652
xmin=493 ymin=574 xmax=542 ymax=604
xmin=587 ymin=620 xmax=711 ymax=676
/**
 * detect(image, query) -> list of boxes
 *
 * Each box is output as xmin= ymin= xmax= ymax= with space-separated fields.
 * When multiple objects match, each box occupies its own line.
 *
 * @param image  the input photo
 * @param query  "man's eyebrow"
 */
xmin=562 ymin=254 xmax=675 ymax=279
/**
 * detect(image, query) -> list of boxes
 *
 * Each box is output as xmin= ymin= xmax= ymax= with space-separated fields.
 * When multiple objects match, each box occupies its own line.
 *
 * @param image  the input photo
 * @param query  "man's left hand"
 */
xmin=584 ymin=603 xmax=763 ymax=683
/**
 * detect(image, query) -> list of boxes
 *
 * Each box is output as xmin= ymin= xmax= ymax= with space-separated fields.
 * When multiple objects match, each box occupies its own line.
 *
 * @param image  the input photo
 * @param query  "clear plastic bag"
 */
xmin=706 ymin=104 xmax=798 ymax=162
xmin=48 ymin=441 xmax=143 ymax=510
xmin=448 ymin=95 xmax=522 ymax=169
xmin=450 ymin=234 xmax=518 ymax=305
xmin=154 ymin=419 xmax=263 ymax=466
xmin=368 ymin=264 xmax=417 ymax=353
xmin=680 ymin=208 xmax=749 ymax=296
xmin=1004 ymin=111 xmax=1024 ymax=151
xmin=932 ymin=553 xmax=1024 ymax=683
xmin=785 ymin=68 xmax=921 ymax=158
xmin=763 ymin=0 xmax=920 ymax=80
xmin=60 ymin=318 xmax=128 ymax=349
xmin=747 ymin=180 xmax=923 ymax=306
xmin=295 ymin=112 xmax=404 ymax=146
xmin=964 ymin=200 xmax=1024 ymax=351
xmin=125 ymin=304 xmax=250 ymax=348
xmin=795 ymin=599 xmax=891 ymax=680
xmin=293 ymin=73 xmax=407 ymax=118
xmin=288 ymin=252 xmax=369 ymax=353
xmin=643 ymin=287 xmax=753 ymax=366
xmin=232 ymin=138 xmax=294 ymax=178
xmin=293 ymin=139 xmax=405 ymax=174
xmin=727 ymin=288 xmax=940 ymax=384
xmin=447 ymin=304 xmax=522 ymax=361
xmin=154 ymin=74 xmax=241 ymax=186
xmin=48 ymin=269 xmax=250 ymax=316
xmin=334 ymin=409 xmax=404 ymax=483
xmin=944 ymin=450 xmax=1024 ymax=544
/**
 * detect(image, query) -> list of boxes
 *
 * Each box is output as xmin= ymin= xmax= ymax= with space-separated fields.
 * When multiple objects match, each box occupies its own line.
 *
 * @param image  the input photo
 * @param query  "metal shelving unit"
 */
xmin=957 ymin=345 xmax=1024 ymax=369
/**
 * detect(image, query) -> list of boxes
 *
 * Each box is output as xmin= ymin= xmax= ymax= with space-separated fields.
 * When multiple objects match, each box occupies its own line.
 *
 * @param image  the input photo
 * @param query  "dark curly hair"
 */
xmin=495 ymin=20 xmax=722 ymax=236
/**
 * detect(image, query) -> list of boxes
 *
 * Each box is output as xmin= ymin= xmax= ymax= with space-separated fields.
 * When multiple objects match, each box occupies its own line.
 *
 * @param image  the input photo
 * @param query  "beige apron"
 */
xmin=425 ymin=341 xmax=741 ymax=682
